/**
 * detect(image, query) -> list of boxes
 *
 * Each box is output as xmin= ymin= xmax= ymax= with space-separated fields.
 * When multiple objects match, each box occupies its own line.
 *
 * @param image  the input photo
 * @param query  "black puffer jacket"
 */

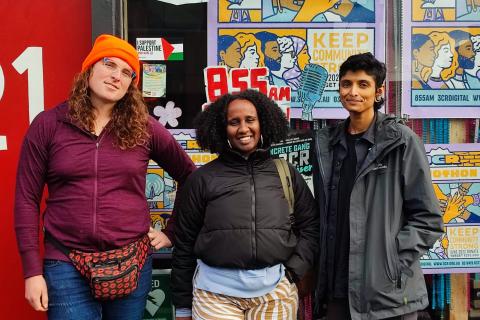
xmin=171 ymin=149 xmax=319 ymax=309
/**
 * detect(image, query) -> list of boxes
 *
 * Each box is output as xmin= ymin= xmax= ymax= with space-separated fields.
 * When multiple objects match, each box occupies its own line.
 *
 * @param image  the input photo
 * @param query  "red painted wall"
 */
xmin=0 ymin=2 xmax=91 ymax=318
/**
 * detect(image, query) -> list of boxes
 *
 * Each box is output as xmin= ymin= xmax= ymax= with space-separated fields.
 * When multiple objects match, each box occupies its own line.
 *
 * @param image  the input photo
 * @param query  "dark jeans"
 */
xmin=326 ymin=298 xmax=418 ymax=320
xmin=44 ymin=255 xmax=152 ymax=320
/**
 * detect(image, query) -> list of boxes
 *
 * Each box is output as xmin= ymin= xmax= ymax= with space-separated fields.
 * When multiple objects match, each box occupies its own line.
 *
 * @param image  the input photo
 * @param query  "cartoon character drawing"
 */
xmin=270 ymin=36 xmax=296 ymax=87
xmin=464 ymin=34 xmax=480 ymax=88
xmin=445 ymin=30 xmax=475 ymax=88
xmin=235 ymin=33 xmax=265 ymax=68
xmin=218 ymin=35 xmax=242 ymax=69
xmin=411 ymin=34 xmax=436 ymax=89
xmin=255 ymin=31 xmax=282 ymax=79
xmin=424 ymin=31 xmax=458 ymax=89
xmin=283 ymin=36 xmax=311 ymax=90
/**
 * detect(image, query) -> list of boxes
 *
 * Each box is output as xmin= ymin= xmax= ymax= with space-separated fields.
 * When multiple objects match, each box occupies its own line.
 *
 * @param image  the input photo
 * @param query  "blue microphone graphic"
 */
xmin=298 ymin=63 xmax=328 ymax=121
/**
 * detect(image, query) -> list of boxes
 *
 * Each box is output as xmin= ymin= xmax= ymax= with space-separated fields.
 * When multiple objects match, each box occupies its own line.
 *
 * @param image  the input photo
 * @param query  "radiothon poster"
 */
xmin=422 ymin=144 xmax=480 ymax=273
xmin=402 ymin=1 xmax=480 ymax=118
xmin=146 ymin=129 xmax=217 ymax=253
xmin=208 ymin=0 xmax=386 ymax=119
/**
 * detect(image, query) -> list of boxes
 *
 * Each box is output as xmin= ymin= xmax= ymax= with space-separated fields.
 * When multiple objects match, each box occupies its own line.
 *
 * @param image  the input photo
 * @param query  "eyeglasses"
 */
xmin=102 ymin=57 xmax=136 ymax=80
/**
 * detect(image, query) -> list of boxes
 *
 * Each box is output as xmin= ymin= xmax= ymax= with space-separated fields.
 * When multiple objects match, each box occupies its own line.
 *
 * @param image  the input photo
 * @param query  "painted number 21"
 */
xmin=0 ymin=47 xmax=44 ymax=150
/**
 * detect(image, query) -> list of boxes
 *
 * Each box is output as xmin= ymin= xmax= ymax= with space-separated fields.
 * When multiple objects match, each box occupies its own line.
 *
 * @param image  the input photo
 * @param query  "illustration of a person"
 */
xmin=446 ymin=30 xmax=475 ymax=88
xmin=457 ymin=0 xmax=480 ymax=21
xmin=255 ymin=31 xmax=282 ymax=77
xmin=464 ymin=35 xmax=480 ymax=88
xmin=411 ymin=34 xmax=435 ymax=89
xmin=294 ymin=36 xmax=311 ymax=71
xmin=218 ymin=35 xmax=242 ymax=69
xmin=424 ymin=31 xmax=458 ymax=89
xmin=282 ymin=36 xmax=311 ymax=90
xmin=270 ymin=36 xmax=296 ymax=87
xmin=235 ymin=32 xmax=265 ymax=68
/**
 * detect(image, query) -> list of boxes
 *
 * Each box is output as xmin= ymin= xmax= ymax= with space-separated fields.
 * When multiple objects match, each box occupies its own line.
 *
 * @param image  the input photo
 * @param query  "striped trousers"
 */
xmin=192 ymin=276 xmax=298 ymax=319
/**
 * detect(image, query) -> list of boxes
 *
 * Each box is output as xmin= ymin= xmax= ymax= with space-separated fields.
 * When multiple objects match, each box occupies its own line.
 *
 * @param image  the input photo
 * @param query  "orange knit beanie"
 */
xmin=81 ymin=34 xmax=140 ymax=85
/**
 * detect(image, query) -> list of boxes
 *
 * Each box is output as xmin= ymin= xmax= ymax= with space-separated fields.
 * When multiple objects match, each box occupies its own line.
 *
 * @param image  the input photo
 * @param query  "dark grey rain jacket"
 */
xmin=313 ymin=112 xmax=443 ymax=319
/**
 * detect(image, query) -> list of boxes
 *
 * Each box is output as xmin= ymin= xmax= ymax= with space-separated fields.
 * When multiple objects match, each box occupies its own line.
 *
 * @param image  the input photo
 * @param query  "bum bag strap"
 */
xmin=44 ymin=229 xmax=71 ymax=256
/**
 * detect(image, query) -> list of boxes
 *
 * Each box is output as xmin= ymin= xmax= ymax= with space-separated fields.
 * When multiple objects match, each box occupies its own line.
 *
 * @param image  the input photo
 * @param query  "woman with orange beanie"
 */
xmin=14 ymin=34 xmax=196 ymax=319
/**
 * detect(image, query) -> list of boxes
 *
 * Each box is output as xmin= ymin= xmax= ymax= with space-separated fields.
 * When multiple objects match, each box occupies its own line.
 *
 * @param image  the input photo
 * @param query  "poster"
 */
xmin=208 ymin=0 xmax=386 ymax=119
xmin=402 ymin=1 xmax=480 ymax=118
xmin=422 ymin=144 xmax=480 ymax=273
xmin=270 ymin=132 xmax=314 ymax=193
xmin=143 ymin=64 xmax=167 ymax=97
xmin=136 ymin=38 xmax=184 ymax=61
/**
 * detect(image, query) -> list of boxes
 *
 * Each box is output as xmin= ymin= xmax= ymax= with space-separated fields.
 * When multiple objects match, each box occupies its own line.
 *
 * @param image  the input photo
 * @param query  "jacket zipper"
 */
xmin=314 ymin=135 xmax=329 ymax=306
xmin=313 ymin=136 xmax=328 ymax=213
xmin=352 ymin=142 xmax=402 ymax=312
xmin=248 ymin=161 xmax=256 ymax=261
xmin=93 ymin=134 xmax=106 ymax=240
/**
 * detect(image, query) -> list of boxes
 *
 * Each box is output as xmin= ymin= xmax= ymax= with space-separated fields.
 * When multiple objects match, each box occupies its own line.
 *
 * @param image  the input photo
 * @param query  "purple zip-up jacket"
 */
xmin=14 ymin=103 xmax=196 ymax=278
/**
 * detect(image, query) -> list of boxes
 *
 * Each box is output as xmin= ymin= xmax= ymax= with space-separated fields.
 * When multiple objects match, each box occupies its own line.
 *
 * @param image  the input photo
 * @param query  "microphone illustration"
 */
xmin=297 ymin=63 xmax=328 ymax=121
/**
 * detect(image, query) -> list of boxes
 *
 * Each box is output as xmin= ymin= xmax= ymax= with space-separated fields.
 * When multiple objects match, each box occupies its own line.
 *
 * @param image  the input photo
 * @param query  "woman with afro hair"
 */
xmin=172 ymin=89 xmax=319 ymax=320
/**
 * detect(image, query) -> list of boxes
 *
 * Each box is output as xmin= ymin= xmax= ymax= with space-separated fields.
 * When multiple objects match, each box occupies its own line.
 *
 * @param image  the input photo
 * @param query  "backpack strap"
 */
xmin=273 ymin=158 xmax=294 ymax=215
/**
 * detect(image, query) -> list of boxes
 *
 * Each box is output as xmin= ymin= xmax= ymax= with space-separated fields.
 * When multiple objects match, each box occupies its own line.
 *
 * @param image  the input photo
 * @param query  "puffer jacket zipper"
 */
xmin=248 ymin=161 xmax=257 ymax=261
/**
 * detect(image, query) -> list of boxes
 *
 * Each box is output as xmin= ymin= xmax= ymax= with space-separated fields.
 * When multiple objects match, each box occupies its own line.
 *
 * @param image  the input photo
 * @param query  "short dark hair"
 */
xmin=218 ymin=35 xmax=238 ymax=62
xmin=449 ymin=30 xmax=472 ymax=49
xmin=194 ymin=89 xmax=289 ymax=154
xmin=412 ymin=34 xmax=431 ymax=53
xmin=255 ymin=31 xmax=278 ymax=53
xmin=339 ymin=52 xmax=386 ymax=110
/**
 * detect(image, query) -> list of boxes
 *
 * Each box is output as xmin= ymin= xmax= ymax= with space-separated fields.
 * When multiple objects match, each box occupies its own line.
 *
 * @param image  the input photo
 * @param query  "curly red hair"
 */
xmin=67 ymin=67 xmax=150 ymax=149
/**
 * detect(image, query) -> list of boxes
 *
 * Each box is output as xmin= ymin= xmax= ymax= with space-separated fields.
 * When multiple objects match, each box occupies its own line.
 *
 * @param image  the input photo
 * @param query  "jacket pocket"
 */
xmin=386 ymin=237 xmax=400 ymax=283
